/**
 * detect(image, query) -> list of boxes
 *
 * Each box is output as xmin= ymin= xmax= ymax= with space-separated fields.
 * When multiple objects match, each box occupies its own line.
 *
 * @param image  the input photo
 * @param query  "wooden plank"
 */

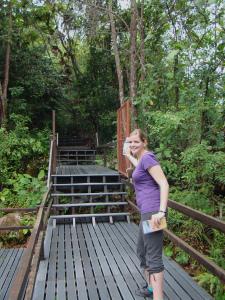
xmin=52 ymin=202 xmax=128 ymax=208
xmin=65 ymin=225 xmax=77 ymax=300
xmin=32 ymin=261 xmax=48 ymax=300
xmin=107 ymin=223 xmax=143 ymax=274
xmin=55 ymin=165 xmax=119 ymax=176
xmin=0 ymin=249 xmax=5 ymax=257
xmin=44 ymin=221 xmax=53 ymax=259
xmin=53 ymin=173 xmax=119 ymax=177
xmin=51 ymin=212 xmax=129 ymax=220
xmin=87 ymin=224 xmax=123 ymax=300
xmin=100 ymin=223 xmax=144 ymax=295
xmin=77 ymin=225 xmax=99 ymax=300
xmin=45 ymin=226 xmax=58 ymax=300
xmin=58 ymin=150 xmax=96 ymax=153
xmin=70 ymin=225 xmax=89 ymax=300
xmin=82 ymin=224 xmax=111 ymax=300
xmin=92 ymin=224 xmax=135 ymax=300
xmin=0 ymin=249 xmax=19 ymax=290
xmin=51 ymin=192 xmax=126 ymax=197
xmin=164 ymin=258 xmax=213 ymax=300
xmin=52 ymin=182 xmax=123 ymax=186
xmin=0 ymin=249 xmax=8 ymax=268
xmin=57 ymin=225 xmax=66 ymax=300
xmin=164 ymin=268 xmax=192 ymax=300
xmin=0 ymin=248 xmax=23 ymax=300
xmin=0 ymin=249 xmax=15 ymax=281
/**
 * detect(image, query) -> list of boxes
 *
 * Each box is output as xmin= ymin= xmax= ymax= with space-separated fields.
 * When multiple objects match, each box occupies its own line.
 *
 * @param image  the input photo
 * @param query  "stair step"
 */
xmin=57 ymin=154 xmax=96 ymax=157
xmin=52 ymin=202 xmax=128 ymax=208
xmin=51 ymin=174 xmax=119 ymax=177
xmin=50 ymin=212 xmax=130 ymax=219
xmin=58 ymin=150 xmax=96 ymax=153
xmin=51 ymin=192 xmax=127 ymax=197
xmin=52 ymin=182 xmax=123 ymax=187
xmin=57 ymin=160 xmax=95 ymax=162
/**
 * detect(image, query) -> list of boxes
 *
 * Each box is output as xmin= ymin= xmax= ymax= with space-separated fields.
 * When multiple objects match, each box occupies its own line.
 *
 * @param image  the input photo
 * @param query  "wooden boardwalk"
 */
xmin=2 ymin=145 xmax=215 ymax=299
xmin=55 ymin=165 xmax=119 ymax=176
xmin=0 ymin=248 xmax=24 ymax=300
xmin=32 ymin=222 xmax=213 ymax=300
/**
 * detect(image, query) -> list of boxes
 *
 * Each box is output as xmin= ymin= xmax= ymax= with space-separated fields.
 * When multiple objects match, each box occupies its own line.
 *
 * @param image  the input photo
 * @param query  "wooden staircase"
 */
xmin=57 ymin=148 xmax=96 ymax=165
xmin=50 ymin=146 xmax=130 ymax=226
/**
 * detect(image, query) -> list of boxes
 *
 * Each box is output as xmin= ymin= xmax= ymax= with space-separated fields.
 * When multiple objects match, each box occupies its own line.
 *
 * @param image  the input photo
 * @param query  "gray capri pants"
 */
xmin=137 ymin=212 xmax=164 ymax=274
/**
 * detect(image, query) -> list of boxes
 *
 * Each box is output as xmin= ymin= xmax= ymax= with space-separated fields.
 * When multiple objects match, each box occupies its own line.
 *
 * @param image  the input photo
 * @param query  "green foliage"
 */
xmin=0 ymin=172 xmax=47 ymax=208
xmin=194 ymin=273 xmax=225 ymax=300
xmin=0 ymin=114 xmax=49 ymax=185
xmin=21 ymin=214 xmax=36 ymax=235
xmin=181 ymin=142 xmax=225 ymax=189
xmin=164 ymin=245 xmax=173 ymax=257
xmin=175 ymin=249 xmax=190 ymax=265
xmin=167 ymin=209 xmax=225 ymax=298
xmin=169 ymin=188 xmax=213 ymax=214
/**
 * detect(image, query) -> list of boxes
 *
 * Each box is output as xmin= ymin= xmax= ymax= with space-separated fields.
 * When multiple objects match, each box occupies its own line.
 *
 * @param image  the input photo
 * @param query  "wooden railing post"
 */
xmin=52 ymin=110 xmax=57 ymax=174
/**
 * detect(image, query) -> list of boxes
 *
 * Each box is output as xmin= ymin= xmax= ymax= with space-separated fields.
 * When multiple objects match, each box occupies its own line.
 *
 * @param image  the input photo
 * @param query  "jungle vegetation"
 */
xmin=0 ymin=0 xmax=224 ymax=298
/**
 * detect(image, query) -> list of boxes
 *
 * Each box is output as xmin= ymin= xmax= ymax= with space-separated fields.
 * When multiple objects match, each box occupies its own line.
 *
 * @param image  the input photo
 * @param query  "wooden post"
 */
xmin=52 ymin=110 xmax=57 ymax=174
xmin=52 ymin=110 xmax=56 ymax=137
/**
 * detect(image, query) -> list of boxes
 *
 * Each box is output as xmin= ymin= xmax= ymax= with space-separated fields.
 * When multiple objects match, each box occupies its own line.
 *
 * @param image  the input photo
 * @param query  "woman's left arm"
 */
xmin=148 ymin=165 xmax=169 ymax=227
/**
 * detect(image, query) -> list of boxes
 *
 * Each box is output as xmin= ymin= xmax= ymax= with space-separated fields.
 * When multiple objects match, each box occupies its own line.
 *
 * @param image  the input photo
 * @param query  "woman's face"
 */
xmin=129 ymin=134 xmax=146 ymax=157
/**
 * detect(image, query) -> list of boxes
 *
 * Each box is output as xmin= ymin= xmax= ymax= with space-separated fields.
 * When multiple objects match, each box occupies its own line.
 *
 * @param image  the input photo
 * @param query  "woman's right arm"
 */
xmin=125 ymin=153 xmax=138 ymax=167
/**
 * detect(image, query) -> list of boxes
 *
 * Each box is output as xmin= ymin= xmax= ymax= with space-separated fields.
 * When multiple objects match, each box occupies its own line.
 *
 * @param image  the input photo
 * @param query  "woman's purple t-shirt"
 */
xmin=132 ymin=152 xmax=160 ymax=214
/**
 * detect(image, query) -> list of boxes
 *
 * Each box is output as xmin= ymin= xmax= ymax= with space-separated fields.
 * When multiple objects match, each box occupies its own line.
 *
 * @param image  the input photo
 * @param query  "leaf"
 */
xmin=166 ymin=50 xmax=179 ymax=62
xmin=22 ymin=229 xmax=29 ymax=235
xmin=38 ymin=170 xmax=45 ymax=180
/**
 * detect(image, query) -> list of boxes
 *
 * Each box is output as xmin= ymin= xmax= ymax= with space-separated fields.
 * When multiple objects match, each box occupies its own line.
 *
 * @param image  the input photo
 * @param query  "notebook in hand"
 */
xmin=142 ymin=216 xmax=167 ymax=234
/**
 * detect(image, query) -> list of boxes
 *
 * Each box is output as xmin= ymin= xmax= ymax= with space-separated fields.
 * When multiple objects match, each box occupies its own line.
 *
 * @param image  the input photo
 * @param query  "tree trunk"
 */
xmin=130 ymin=0 xmax=137 ymax=101
xmin=174 ymin=53 xmax=179 ymax=110
xmin=0 ymin=82 xmax=4 ymax=125
xmin=108 ymin=0 xmax=124 ymax=106
xmin=0 ymin=1 xmax=12 ymax=127
xmin=140 ymin=0 xmax=145 ymax=81
xmin=130 ymin=0 xmax=138 ymax=126
xmin=200 ymin=76 xmax=210 ymax=143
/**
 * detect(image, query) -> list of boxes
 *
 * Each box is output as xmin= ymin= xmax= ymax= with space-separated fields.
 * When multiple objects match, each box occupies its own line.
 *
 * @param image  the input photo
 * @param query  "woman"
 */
xmin=125 ymin=129 xmax=169 ymax=300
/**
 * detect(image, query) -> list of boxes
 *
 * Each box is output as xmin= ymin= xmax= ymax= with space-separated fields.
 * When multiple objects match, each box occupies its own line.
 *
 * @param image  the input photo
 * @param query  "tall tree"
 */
xmin=129 ymin=0 xmax=138 ymax=103
xmin=139 ymin=0 xmax=146 ymax=81
xmin=0 ymin=0 xmax=12 ymax=127
xmin=108 ymin=0 xmax=124 ymax=106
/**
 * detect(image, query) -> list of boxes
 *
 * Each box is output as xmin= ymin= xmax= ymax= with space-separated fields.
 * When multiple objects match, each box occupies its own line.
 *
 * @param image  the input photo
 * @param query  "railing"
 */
xmin=122 ymin=179 xmax=225 ymax=284
xmin=47 ymin=136 xmax=57 ymax=188
xmin=7 ymin=186 xmax=52 ymax=300
xmin=1 ymin=110 xmax=57 ymax=299
xmin=47 ymin=111 xmax=57 ymax=187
